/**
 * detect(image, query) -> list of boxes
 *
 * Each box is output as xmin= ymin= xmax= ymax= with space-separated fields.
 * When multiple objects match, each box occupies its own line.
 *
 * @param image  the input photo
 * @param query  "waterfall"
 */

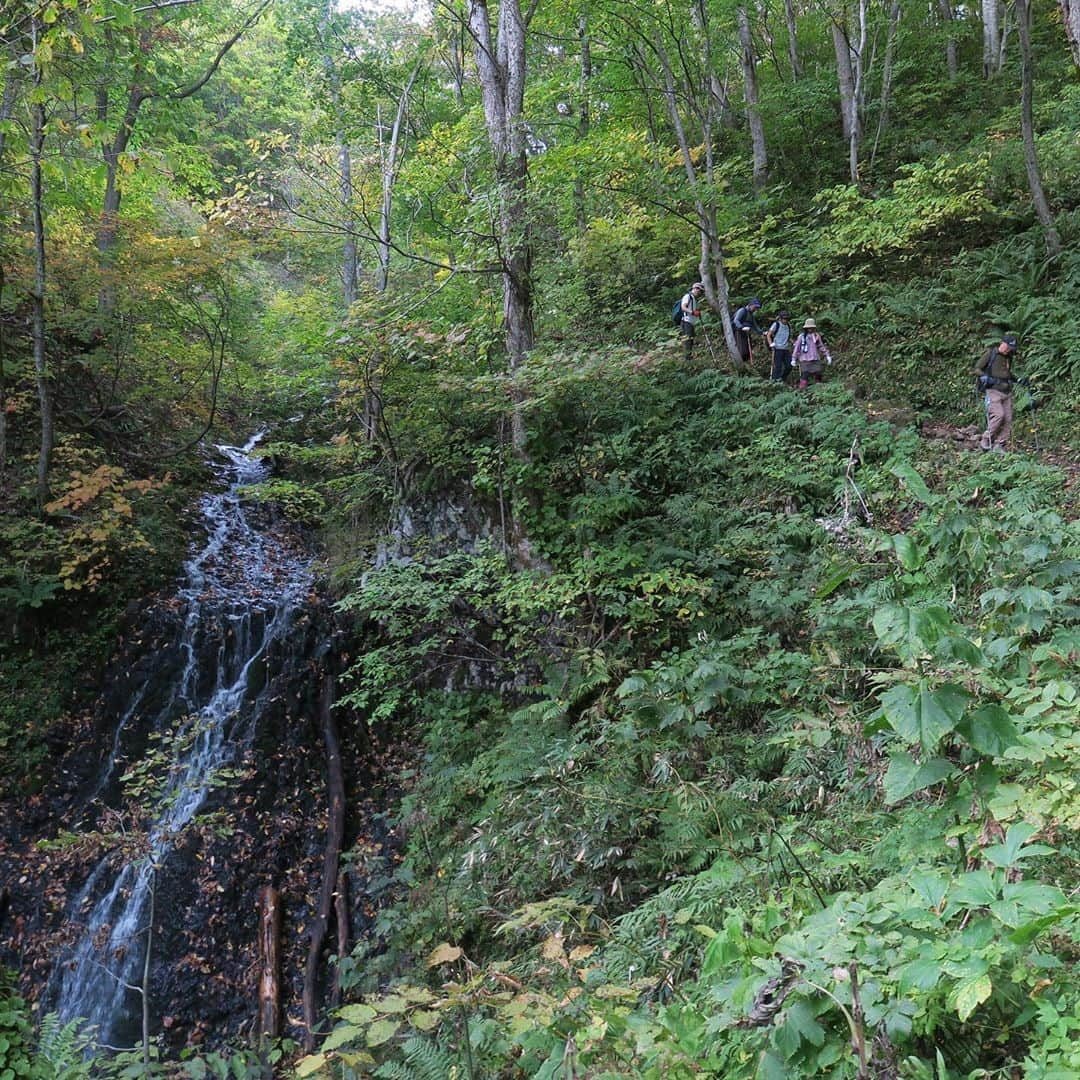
xmin=51 ymin=436 xmax=312 ymax=1047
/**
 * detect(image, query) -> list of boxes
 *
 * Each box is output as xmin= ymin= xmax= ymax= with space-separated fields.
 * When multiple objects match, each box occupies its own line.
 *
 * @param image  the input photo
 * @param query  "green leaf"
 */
xmin=321 ymin=1025 xmax=364 ymax=1053
xmin=883 ymin=752 xmax=955 ymax=804
xmin=880 ymin=681 xmax=971 ymax=753
xmin=337 ymin=1004 xmax=377 ymax=1024
xmin=1009 ymin=906 xmax=1080 ymax=945
xmin=891 ymin=463 xmax=933 ymax=504
xmin=898 ymin=957 xmax=942 ymax=992
xmin=982 ymin=821 xmax=1053 ymax=868
xmin=957 ymin=704 xmax=1020 ymax=757
xmin=951 ymin=972 xmax=992 ymax=1021
xmin=892 ymin=533 xmax=924 ymax=571
xmin=366 ymin=1018 xmax=401 ymax=1047
xmin=950 ymin=869 xmax=1000 ymax=908
xmin=409 ymin=1010 xmax=441 ymax=1031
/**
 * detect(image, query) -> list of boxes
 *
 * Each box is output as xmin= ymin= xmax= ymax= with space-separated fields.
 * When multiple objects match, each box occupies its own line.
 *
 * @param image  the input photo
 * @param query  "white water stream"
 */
xmin=52 ymin=437 xmax=312 ymax=1045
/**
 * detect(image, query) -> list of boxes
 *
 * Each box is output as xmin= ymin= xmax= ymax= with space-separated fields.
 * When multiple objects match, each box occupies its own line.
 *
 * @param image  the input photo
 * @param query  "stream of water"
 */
xmin=51 ymin=437 xmax=312 ymax=1046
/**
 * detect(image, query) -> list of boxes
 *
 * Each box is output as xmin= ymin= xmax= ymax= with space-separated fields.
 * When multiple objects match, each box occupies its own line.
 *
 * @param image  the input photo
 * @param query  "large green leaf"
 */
xmin=883 ymin=752 xmax=955 ymax=805
xmin=957 ymin=704 xmax=1020 ymax=757
xmin=880 ymin=680 xmax=971 ymax=752
xmin=982 ymin=821 xmax=1054 ymax=869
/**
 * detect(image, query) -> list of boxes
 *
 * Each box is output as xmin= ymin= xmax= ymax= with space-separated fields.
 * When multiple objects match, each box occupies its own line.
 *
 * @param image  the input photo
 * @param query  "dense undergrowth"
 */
xmin=271 ymin=355 xmax=1078 ymax=1078
xmin=2 ymin=0 xmax=1080 ymax=1075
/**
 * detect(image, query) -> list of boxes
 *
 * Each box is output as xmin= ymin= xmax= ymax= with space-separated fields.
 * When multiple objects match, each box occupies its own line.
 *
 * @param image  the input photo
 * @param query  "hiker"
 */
xmin=792 ymin=318 xmax=831 ymax=388
xmin=733 ymin=298 xmax=764 ymax=368
xmin=679 ymin=282 xmax=706 ymax=361
xmin=765 ymin=310 xmax=793 ymax=383
xmin=974 ymin=333 xmax=1021 ymax=452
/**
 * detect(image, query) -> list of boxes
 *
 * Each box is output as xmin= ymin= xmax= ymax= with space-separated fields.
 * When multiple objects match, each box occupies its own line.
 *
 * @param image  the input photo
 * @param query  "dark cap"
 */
xmin=778 ymin=310 xmax=790 ymax=318
xmin=749 ymin=298 xmax=762 ymax=307
xmin=1002 ymin=333 xmax=1018 ymax=348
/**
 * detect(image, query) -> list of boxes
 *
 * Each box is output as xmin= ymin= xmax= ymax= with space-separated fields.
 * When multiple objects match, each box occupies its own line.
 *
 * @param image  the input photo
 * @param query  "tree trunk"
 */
xmin=257 ymin=886 xmax=282 ymax=1045
xmin=938 ymin=0 xmax=959 ymax=78
xmin=847 ymin=0 xmax=868 ymax=184
xmin=0 ymin=265 xmax=7 ymax=473
xmin=784 ymin=0 xmax=803 ymax=79
xmin=0 ymin=64 xmax=17 ymax=164
xmin=320 ymin=4 xmax=359 ymax=307
xmin=983 ymin=0 xmax=1003 ymax=74
xmin=302 ymin=673 xmax=345 ymax=1052
xmin=331 ymin=871 xmax=348 ymax=1008
xmin=869 ymin=0 xmax=901 ymax=173
xmin=832 ymin=21 xmax=856 ymax=143
xmin=1016 ymin=0 xmax=1062 ymax=256
xmin=653 ymin=33 xmax=742 ymax=370
xmin=0 ymin=67 xmax=14 ymax=473
xmin=573 ymin=13 xmax=591 ymax=235
xmin=377 ymin=65 xmax=420 ymax=293
xmin=30 ymin=45 xmax=53 ymax=511
xmin=97 ymin=79 xmax=147 ymax=311
xmin=737 ymin=6 xmax=769 ymax=190
xmin=1063 ymin=0 xmax=1080 ymax=64
xmin=468 ymin=0 xmax=533 ymax=458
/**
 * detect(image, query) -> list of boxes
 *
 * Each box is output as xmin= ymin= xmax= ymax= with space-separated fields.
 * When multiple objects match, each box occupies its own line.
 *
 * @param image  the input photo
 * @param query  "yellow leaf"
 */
xmin=426 ymin=942 xmax=463 ymax=967
xmin=294 ymin=1053 xmax=327 ymax=1078
xmin=541 ymin=933 xmax=565 ymax=960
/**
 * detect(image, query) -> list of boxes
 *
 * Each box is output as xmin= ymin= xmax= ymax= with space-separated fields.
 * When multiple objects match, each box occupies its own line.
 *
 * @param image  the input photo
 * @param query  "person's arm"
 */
xmin=974 ymin=349 xmax=991 ymax=377
xmin=765 ymin=322 xmax=776 ymax=348
xmin=820 ymin=334 xmax=832 ymax=363
xmin=733 ymin=307 xmax=746 ymax=331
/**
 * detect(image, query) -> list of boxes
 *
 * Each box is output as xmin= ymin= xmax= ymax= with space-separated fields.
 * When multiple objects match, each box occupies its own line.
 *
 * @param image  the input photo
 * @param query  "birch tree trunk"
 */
xmin=848 ymin=0 xmax=868 ymax=183
xmin=832 ymin=21 xmax=856 ymax=142
xmin=30 ymin=35 xmax=53 ymax=510
xmin=737 ymin=6 xmax=769 ymax=190
xmin=869 ymin=0 xmax=902 ymax=173
xmin=468 ymin=0 xmax=533 ymax=457
xmin=653 ymin=33 xmax=742 ymax=370
xmin=1016 ymin=0 xmax=1062 ymax=256
xmin=376 ymin=65 xmax=420 ymax=293
xmin=983 ymin=0 xmax=1004 ymax=74
xmin=1063 ymin=0 xmax=1080 ymax=64
xmin=573 ymin=13 xmax=591 ymax=235
xmin=0 ymin=69 xmax=16 ymax=473
xmin=784 ymin=0 xmax=803 ymax=79
xmin=320 ymin=3 xmax=358 ymax=306
xmin=938 ymin=0 xmax=959 ymax=78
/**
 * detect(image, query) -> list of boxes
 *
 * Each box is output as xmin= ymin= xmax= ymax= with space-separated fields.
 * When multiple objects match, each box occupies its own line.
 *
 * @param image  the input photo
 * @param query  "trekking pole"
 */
xmin=702 ymin=325 xmax=721 ymax=367
xmin=1028 ymin=391 xmax=1041 ymax=452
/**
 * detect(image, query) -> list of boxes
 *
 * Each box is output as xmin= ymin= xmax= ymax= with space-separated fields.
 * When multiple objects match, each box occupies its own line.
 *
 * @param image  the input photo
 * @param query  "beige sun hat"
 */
xmin=802 ymin=318 xmax=817 ymax=330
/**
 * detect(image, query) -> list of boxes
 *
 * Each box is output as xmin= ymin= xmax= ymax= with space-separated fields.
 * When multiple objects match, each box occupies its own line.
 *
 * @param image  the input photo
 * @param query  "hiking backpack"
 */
xmin=671 ymin=297 xmax=685 ymax=326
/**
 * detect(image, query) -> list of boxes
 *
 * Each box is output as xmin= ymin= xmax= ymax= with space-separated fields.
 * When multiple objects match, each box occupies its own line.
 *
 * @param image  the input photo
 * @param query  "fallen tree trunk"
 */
xmin=257 ymin=885 xmax=282 ymax=1044
xmin=303 ymin=672 xmax=345 ymax=1051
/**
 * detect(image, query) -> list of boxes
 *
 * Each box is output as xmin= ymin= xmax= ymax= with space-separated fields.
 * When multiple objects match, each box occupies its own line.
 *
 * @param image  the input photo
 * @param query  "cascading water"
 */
xmin=51 ymin=436 xmax=312 ymax=1046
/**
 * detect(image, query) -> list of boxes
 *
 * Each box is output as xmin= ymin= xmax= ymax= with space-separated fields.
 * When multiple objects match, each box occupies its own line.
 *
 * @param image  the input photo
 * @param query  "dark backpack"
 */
xmin=671 ymin=297 xmax=685 ymax=326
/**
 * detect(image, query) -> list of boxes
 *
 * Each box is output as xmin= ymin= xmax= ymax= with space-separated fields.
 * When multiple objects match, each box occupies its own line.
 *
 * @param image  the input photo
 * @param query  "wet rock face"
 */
xmin=0 ymin=439 xmax=339 ymax=1052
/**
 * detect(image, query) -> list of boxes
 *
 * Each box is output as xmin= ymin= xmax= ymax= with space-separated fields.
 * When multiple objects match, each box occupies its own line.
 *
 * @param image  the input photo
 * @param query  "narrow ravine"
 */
xmin=49 ymin=437 xmax=313 ymax=1047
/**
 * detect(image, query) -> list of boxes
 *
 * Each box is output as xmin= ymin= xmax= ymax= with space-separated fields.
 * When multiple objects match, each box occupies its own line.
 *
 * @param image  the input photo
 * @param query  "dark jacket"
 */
xmin=733 ymin=306 xmax=763 ymax=334
xmin=975 ymin=347 xmax=1015 ymax=394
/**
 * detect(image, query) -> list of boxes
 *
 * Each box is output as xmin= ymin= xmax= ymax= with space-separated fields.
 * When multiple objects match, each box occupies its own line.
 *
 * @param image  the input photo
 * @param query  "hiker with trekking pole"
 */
xmin=732 ymin=298 xmax=765 ymax=371
xmin=675 ymin=282 xmax=707 ymax=362
xmin=974 ymin=332 xmax=1026 ymax=452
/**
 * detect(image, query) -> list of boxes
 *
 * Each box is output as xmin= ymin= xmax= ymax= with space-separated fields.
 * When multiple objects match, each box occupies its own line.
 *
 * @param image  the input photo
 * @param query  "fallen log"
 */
xmin=257 ymin=885 xmax=282 ymax=1044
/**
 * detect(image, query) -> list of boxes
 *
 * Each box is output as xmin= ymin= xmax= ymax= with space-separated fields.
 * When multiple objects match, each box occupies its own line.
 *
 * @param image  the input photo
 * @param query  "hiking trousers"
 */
xmin=981 ymin=389 xmax=1013 ymax=450
xmin=770 ymin=348 xmax=792 ymax=382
